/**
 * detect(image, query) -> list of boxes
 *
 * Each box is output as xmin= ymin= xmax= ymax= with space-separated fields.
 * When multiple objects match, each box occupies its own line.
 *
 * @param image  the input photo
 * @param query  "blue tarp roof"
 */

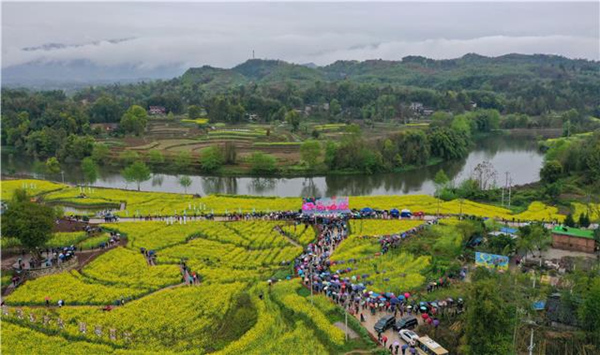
xmin=500 ymin=227 xmax=518 ymax=234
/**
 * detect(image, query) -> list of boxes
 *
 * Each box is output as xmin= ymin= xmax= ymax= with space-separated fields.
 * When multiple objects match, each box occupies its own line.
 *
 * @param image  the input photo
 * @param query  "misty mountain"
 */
xmin=3 ymin=53 xmax=598 ymax=94
xmin=177 ymin=54 xmax=598 ymax=94
xmin=2 ymin=58 xmax=185 ymax=90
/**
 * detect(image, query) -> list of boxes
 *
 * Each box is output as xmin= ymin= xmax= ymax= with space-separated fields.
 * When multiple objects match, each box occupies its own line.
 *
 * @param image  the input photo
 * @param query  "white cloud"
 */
xmin=2 ymin=2 xmax=599 ymax=70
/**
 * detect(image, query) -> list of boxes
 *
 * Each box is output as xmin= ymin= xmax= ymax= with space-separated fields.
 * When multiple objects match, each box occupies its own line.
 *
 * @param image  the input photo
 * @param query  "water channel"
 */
xmin=1 ymin=135 xmax=544 ymax=197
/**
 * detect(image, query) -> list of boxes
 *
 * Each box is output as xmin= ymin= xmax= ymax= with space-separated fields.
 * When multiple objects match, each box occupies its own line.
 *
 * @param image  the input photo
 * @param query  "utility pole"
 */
xmin=310 ymin=260 xmax=314 ymax=306
xmin=344 ymin=299 xmax=349 ymax=342
xmin=252 ymin=50 xmax=255 ymax=59
xmin=502 ymin=171 xmax=509 ymax=207
xmin=528 ymin=328 xmax=535 ymax=355
xmin=61 ymin=170 xmax=65 ymax=184
xmin=508 ymin=177 xmax=513 ymax=208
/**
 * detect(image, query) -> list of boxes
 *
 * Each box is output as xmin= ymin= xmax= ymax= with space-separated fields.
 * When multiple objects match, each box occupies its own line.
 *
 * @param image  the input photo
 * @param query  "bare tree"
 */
xmin=472 ymin=161 xmax=498 ymax=190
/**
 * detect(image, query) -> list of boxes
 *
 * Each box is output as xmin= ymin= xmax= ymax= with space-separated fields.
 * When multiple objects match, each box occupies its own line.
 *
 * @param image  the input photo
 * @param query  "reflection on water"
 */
xmin=1 ymin=135 xmax=543 ymax=197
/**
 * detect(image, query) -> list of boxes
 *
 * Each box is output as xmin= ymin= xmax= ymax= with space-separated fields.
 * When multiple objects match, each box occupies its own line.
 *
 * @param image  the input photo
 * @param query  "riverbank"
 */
xmin=1 ymin=134 xmax=545 ymax=197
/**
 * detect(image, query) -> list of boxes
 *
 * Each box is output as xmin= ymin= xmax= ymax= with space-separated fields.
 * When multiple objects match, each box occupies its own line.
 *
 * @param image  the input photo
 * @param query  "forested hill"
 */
xmin=180 ymin=54 xmax=599 ymax=94
xmin=3 ymin=54 xmax=599 ymax=128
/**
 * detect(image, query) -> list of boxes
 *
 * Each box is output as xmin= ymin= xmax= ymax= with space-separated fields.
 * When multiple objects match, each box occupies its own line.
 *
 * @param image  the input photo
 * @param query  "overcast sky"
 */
xmin=2 ymin=2 xmax=599 ymax=70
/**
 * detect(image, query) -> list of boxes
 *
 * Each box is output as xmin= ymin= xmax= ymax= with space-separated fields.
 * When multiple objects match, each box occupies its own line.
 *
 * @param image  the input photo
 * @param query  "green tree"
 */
xmin=544 ymin=181 xmax=563 ymax=202
xmin=174 ymin=151 xmax=192 ymax=171
xmin=579 ymin=277 xmax=600 ymax=344
xmin=428 ymin=127 xmax=469 ymax=160
xmin=464 ymin=276 xmax=514 ymax=355
xmin=527 ymin=224 xmax=551 ymax=257
xmin=188 ymin=105 xmax=202 ymax=119
xmin=381 ymin=139 xmax=397 ymax=168
xmin=564 ymin=213 xmax=576 ymax=227
xmin=451 ymin=115 xmax=472 ymax=138
xmin=45 ymin=157 xmax=61 ymax=174
xmin=120 ymin=105 xmax=148 ymax=135
xmin=122 ymin=161 xmax=151 ymax=191
xmin=517 ymin=224 xmax=550 ymax=257
xmin=434 ymin=169 xmax=450 ymax=186
xmin=91 ymin=143 xmax=110 ymax=164
xmin=285 ymin=109 xmax=301 ymax=132
xmin=199 ymin=146 xmax=224 ymax=172
xmin=330 ymin=99 xmax=342 ymax=117
xmin=540 ymin=160 xmax=563 ymax=183
xmin=89 ymin=96 xmax=122 ymax=123
xmin=59 ymin=134 xmax=95 ymax=161
xmin=1 ymin=194 xmax=55 ymax=260
xmin=249 ymin=152 xmax=277 ymax=174
xmin=119 ymin=150 xmax=140 ymax=165
xmin=81 ymin=157 xmax=98 ymax=185
xmin=178 ymin=175 xmax=192 ymax=194
xmin=473 ymin=109 xmax=500 ymax=132
xmin=148 ymin=150 xmax=165 ymax=166
xmin=300 ymin=140 xmax=321 ymax=169
xmin=433 ymin=169 xmax=450 ymax=198
xmin=579 ymin=213 xmax=590 ymax=228
xmin=223 ymin=142 xmax=237 ymax=165
xmin=324 ymin=141 xmax=338 ymax=169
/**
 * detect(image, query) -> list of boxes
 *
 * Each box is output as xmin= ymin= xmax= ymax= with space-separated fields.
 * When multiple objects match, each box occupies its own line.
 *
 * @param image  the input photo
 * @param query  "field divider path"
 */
xmin=273 ymin=225 xmax=301 ymax=248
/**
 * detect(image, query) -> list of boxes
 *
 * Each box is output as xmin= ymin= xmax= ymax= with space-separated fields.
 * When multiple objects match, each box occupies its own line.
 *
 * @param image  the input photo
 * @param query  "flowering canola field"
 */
xmin=2 ymin=219 xmax=358 ymax=354
xmin=2 ymin=179 xmax=565 ymax=222
xmin=0 ymin=178 xmax=574 ymax=353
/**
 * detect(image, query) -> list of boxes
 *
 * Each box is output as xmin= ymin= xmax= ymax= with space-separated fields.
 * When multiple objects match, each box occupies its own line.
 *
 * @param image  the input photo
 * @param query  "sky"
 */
xmin=2 ymin=1 xmax=599 ymax=71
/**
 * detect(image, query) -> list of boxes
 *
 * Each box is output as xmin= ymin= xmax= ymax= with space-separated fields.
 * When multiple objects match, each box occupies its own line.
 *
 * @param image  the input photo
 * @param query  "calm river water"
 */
xmin=1 ymin=135 xmax=544 ymax=197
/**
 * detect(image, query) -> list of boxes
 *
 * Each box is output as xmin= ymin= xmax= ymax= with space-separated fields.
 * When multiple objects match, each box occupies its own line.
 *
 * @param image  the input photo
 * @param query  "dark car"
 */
xmin=394 ymin=316 xmax=418 ymax=331
xmin=374 ymin=315 xmax=396 ymax=333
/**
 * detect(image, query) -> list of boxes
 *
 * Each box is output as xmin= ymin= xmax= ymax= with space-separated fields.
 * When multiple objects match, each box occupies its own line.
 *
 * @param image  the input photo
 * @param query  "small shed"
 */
xmin=551 ymin=226 xmax=596 ymax=253
xmin=149 ymin=106 xmax=166 ymax=115
xmin=91 ymin=123 xmax=119 ymax=132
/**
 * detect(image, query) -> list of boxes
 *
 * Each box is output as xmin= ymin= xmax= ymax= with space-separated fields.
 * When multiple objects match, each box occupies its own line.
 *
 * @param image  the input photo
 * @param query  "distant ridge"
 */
xmin=3 ymin=53 xmax=598 ymax=90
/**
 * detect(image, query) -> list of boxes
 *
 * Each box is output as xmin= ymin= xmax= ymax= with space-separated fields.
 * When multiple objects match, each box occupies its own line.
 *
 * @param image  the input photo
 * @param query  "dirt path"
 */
xmin=273 ymin=226 xmax=302 ymax=248
xmin=75 ymin=238 xmax=128 ymax=272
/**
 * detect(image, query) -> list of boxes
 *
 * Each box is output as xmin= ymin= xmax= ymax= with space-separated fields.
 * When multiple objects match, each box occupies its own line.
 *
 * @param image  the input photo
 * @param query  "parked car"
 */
xmin=394 ymin=316 xmax=418 ymax=331
xmin=374 ymin=315 xmax=396 ymax=333
xmin=399 ymin=329 xmax=420 ymax=344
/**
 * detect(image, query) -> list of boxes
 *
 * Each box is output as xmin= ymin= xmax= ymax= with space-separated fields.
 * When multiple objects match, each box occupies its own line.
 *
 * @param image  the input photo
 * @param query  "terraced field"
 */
xmin=2 ymin=219 xmax=345 ymax=354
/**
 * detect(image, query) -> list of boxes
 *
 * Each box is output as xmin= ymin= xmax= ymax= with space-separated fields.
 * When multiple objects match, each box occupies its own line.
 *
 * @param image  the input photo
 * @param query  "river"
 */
xmin=1 ymin=135 xmax=544 ymax=197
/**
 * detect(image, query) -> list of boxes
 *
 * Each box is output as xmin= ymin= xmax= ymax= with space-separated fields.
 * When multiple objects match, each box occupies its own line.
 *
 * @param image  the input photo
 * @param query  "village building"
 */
xmin=149 ymin=106 xmax=167 ymax=115
xmin=90 ymin=123 xmax=119 ymax=132
xmin=551 ymin=226 xmax=596 ymax=253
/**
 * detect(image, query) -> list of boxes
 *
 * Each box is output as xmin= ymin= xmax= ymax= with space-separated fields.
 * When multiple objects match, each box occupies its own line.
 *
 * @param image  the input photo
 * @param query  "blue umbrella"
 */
xmin=361 ymin=207 xmax=374 ymax=213
xmin=397 ymin=295 xmax=406 ymax=301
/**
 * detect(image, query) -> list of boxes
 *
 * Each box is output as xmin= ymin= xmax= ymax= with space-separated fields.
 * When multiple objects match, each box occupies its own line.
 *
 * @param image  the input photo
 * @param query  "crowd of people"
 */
xmin=14 ymin=246 xmax=77 ymax=271
xmin=292 ymin=215 xmax=465 ymax=352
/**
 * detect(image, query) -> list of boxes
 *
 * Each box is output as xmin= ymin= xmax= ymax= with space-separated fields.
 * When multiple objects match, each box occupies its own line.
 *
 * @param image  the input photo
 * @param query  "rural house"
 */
xmin=551 ymin=226 xmax=596 ymax=253
xmin=90 ymin=123 xmax=119 ymax=132
xmin=149 ymin=106 xmax=166 ymax=115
